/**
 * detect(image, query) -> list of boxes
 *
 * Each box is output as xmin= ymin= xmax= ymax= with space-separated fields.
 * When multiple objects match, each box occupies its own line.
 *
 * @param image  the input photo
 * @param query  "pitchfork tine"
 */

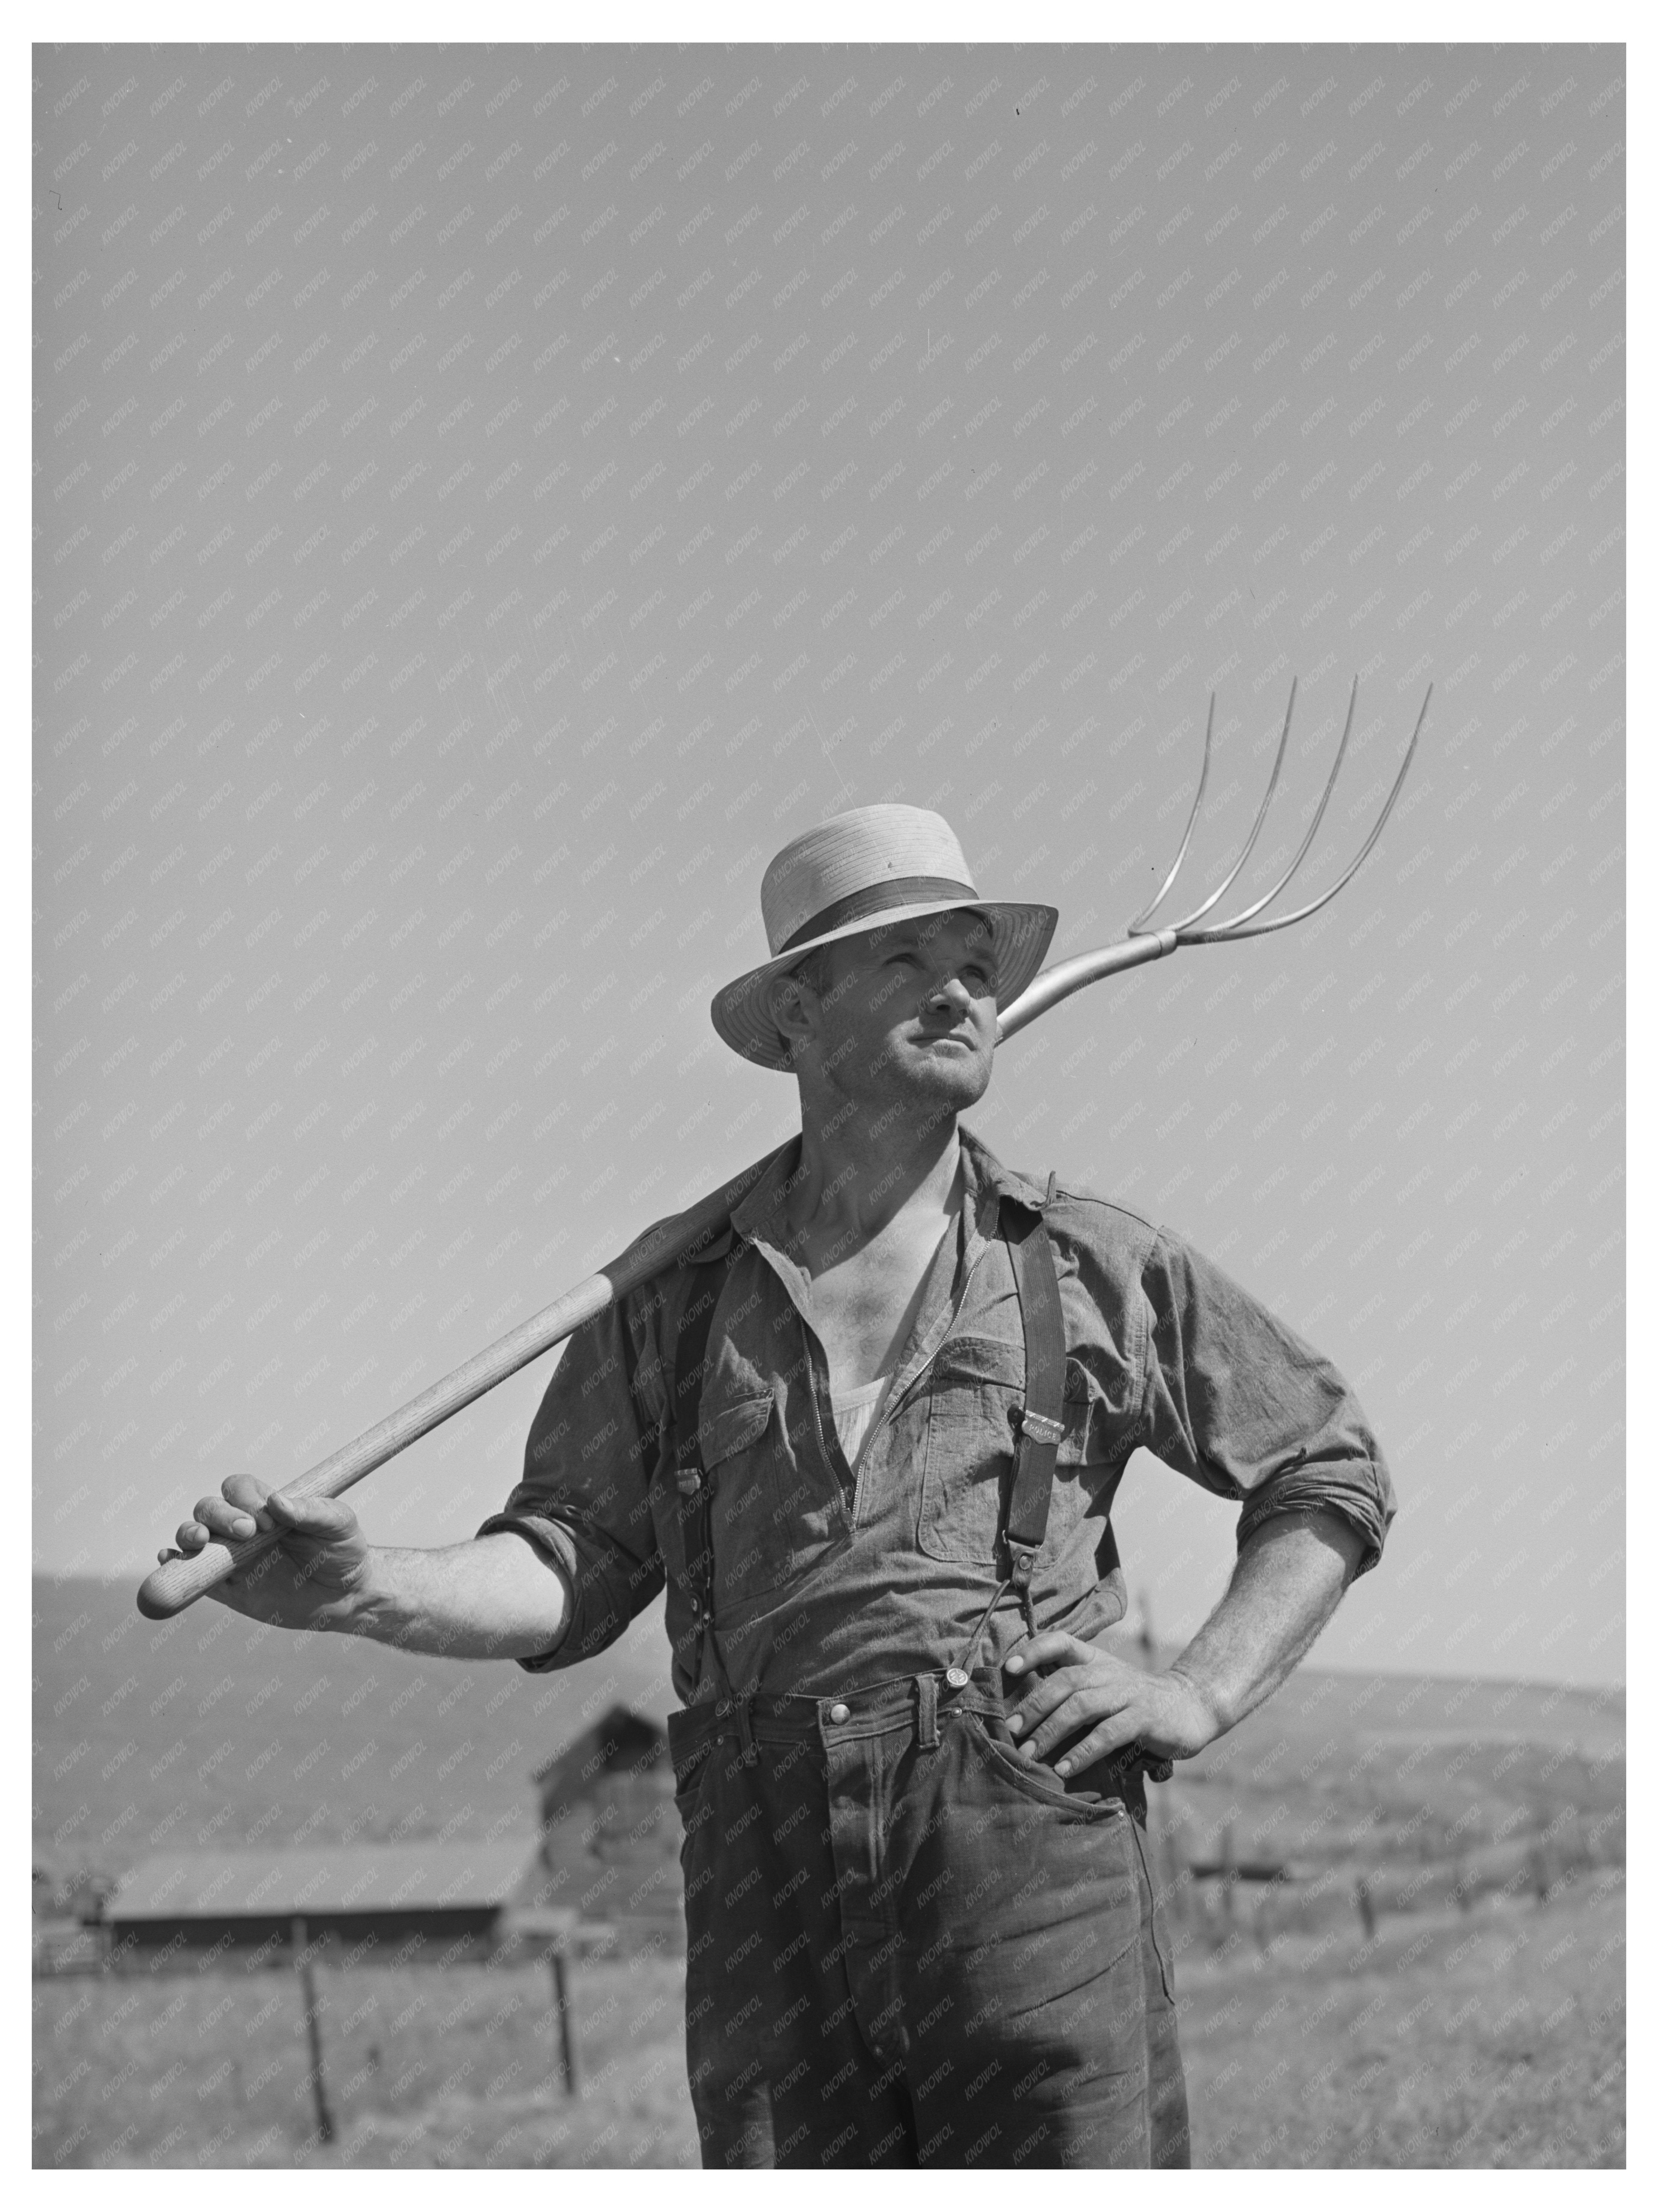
xmin=1205 ymin=674 xmax=1358 ymax=935
xmin=1183 ymin=681 xmax=1433 ymax=943
xmin=1127 ymin=692 xmax=1214 ymax=932
xmin=1159 ymin=676 xmax=1297 ymax=935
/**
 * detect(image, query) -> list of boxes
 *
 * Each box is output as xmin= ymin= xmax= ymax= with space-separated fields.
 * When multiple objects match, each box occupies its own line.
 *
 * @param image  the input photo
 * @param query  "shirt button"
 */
xmin=827 ymin=1702 xmax=850 ymax=1724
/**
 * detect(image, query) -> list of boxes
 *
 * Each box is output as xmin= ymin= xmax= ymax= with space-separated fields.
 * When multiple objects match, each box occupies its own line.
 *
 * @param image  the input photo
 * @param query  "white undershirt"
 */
xmin=830 ymin=1375 xmax=894 ymax=1471
xmin=823 ymin=1197 xmax=957 ymax=1473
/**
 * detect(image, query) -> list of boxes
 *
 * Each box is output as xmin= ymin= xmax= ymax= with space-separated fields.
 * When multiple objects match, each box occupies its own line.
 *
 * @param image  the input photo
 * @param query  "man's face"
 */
xmin=787 ymin=910 xmax=999 ymax=1121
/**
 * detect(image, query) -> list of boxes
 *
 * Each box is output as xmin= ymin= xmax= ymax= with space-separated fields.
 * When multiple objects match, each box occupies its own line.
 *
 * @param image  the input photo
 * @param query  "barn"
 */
xmin=89 ymin=1704 xmax=686 ymax=1962
xmin=102 ymin=1834 xmax=550 ymax=1958
xmin=534 ymin=1702 xmax=669 ymax=1820
xmin=531 ymin=1703 xmax=681 ymax=1949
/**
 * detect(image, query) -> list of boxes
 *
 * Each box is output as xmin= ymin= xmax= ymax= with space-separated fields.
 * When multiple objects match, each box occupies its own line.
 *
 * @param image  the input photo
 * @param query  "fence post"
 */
xmin=1220 ymin=1822 xmax=1237 ymax=1930
xmin=1161 ymin=1819 xmax=1185 ymax=1926
xmin=1530 ymin=1842 xmax=1552 ymax=1907
xmin=293 ymin=1915 xmax=336 ymax=2146
xmin=550 ymin=1947 xmax=579 ymax=2096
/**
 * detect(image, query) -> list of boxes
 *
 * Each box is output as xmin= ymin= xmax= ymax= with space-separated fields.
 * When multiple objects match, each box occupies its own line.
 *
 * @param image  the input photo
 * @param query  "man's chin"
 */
xmin=820 ymin=1034 xmax=994 ymax=1121
xmin=890 ymin=1044 xmax=993 ymax=1114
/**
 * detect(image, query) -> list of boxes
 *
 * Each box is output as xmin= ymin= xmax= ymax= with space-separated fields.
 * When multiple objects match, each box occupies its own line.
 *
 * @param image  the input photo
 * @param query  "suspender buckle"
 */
xmin=997 ymin=1198 xmax=1067 ymax=1642
xmin=1005 ymin=1545 xmax=1039 ymax=1599
xmin=1015 ymin=1407 xmax=1064 ymax=1448
xmin=717 ymin=1691 xmax=758 ymax=1765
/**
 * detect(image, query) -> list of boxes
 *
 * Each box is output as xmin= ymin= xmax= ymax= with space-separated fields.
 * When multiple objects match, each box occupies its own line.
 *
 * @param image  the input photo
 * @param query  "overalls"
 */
xmin=660 ymin=1185 xmax=1191 ymax=2169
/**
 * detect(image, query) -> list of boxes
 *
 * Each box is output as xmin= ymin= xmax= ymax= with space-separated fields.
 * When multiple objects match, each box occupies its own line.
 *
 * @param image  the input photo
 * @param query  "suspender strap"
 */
xmin=664 ymin=1246 xmax=756 ymax=1748
xmin=666 ymin=1249 xmax=736 ymax=1638
xmin=1000 ymin=1197 xmax=1067 ymax=1626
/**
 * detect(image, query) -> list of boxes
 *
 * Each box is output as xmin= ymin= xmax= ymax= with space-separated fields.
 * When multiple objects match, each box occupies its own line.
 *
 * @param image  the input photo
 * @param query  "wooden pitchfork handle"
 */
xmin=131 ymin=941 xmax=1175 ymax=1623
xmin=136 ymin=675 xmax=1428 ymax=1620
xmin=133 ymin=939 xmax=1178 ymax=1623
xmin=134 ymin=1147 xmax=786 ymax=1619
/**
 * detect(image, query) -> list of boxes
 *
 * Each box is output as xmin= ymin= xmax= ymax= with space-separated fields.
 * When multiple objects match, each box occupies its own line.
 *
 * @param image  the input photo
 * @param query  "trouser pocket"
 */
xmin=961 ymin=1708 xmax=1141 ymax=1821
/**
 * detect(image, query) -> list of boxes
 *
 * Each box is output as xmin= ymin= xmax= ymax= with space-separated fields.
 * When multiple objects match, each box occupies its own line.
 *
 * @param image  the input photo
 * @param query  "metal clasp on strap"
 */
xmin=1015 ymin=1407 xmax=1064 ymax=1449
xmin=1003 ymin=1544 xmax=1039 ymax=1636
xmin=998 ymin=1199 xmax=1067 ymax=1642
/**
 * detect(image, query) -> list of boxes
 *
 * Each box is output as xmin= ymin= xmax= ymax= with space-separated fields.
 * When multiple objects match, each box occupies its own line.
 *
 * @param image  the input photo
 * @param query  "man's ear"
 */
xmin=769 ymin=966 xmax=817 ymax=1047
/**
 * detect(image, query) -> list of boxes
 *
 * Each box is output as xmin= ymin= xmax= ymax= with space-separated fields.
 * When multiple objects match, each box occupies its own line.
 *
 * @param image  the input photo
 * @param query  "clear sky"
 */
xmin=34 ymin=41 xmax=1624 ymax=1685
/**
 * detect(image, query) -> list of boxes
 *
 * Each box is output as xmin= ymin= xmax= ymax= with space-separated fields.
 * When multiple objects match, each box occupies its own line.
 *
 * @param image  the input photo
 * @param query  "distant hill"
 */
xmin=35 ymin=1578 xmax=1625 ymax=1899
xmin=34 ymin=1574 xmax=675 ymax=1891
xmin=1098 ymin=1627 xmax=1625 ymax=1904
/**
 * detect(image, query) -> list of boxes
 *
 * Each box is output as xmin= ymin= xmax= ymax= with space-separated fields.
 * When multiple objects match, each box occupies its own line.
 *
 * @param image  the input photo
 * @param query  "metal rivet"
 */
xmin=827 ymin=1702 xmax=850 ymax=1724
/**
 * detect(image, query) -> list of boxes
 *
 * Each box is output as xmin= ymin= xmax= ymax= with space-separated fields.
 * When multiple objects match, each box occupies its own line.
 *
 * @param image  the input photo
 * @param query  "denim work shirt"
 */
xmin=480 ymin=1128 xmax=1396 ymax=1703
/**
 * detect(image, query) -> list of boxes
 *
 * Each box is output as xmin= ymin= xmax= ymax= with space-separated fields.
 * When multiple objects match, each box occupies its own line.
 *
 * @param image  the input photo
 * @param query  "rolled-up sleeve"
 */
xmin=1137 ymin=1228 xmax=1396 ymax=1575
xmin=476 ymin=1294 xmax=666 ymax=1671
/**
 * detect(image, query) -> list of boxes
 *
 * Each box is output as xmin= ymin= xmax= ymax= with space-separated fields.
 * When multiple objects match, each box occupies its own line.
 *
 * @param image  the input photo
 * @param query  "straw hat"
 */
xmin=710 ymin=804 xmax=1057 ymax=1070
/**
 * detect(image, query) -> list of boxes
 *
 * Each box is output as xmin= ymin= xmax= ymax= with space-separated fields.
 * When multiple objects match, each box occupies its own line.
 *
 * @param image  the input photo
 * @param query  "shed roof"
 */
xmin=106 ymin=1837 xmax=541 ymax=1922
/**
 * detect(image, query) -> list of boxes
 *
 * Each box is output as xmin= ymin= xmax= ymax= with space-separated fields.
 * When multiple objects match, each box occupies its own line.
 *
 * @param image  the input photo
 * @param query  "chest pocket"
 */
xmin=1058 ymin=1357 xmax=1120 ymax=1466
xmin=663 ymin=1239 xmax=854 ymax=1625
xmin=1054 ymin=1356 xmax=1128 ymax=1588
xmin=699 ymin=1390 xmax=787 ymax=1609
xmin=916 ymin=1332 xmax=1025 ymax=1564
xmin=919 ymin=1344 xmax=1125 ymax=1567
xmin=704 ymin=1381 xmax=849 ymax=1613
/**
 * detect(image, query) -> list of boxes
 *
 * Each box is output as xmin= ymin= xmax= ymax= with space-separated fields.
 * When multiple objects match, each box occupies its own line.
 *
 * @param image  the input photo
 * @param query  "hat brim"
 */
xmin=710 ymin=899 xmax=1059 ymax=1071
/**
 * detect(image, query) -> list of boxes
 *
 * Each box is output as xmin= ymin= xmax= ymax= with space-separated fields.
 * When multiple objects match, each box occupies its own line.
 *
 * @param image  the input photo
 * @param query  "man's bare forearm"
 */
xmin=1167 ymin=1507 xmax=1367 ymax=1740
xmin=339 ymin=1530 xmax=570 ymax=1660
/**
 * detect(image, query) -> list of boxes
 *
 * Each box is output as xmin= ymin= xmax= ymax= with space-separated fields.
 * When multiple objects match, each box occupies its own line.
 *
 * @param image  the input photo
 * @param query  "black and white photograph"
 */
xmin=31 ymin=21 xmax=1627 ymax=2173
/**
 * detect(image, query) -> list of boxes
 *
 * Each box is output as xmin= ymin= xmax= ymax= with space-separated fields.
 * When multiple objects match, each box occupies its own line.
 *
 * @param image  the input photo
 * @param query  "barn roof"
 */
xmin=532 ymin=1701 xmax=667 ymax=1788
xmin=105 ymin=1837 xmax=542 ymax=1922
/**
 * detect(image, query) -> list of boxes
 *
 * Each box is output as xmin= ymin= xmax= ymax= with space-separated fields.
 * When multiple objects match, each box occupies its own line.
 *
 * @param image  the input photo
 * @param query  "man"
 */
xmin=176 ymin=803 xmax=1394 ymax=2169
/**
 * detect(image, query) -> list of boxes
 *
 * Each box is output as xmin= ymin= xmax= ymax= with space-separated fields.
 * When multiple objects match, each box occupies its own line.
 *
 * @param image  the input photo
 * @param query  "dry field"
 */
xmin=34 ymin=1938 xmax=700 ymax=2171
xmin=1177 ymin=1868 xmax=1625 ymax=2168
xmin=34 ymin=1580 xmax=1624 ymax=2167
xmin=34 ymin=1865 xmax=1622 ymax=2169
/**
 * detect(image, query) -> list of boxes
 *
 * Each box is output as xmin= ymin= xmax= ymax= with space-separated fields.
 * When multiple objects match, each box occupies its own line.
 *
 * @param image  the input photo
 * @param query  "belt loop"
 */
xmin=915 ymin=1672 xmax=939 ymax=1751
xmin=733 ymin=1694 xmax=758 ymax=1767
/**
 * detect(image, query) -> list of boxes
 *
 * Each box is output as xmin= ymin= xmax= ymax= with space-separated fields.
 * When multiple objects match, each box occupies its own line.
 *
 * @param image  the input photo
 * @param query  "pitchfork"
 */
xmin=137 ymin=675 xmax=1431 ymax=1620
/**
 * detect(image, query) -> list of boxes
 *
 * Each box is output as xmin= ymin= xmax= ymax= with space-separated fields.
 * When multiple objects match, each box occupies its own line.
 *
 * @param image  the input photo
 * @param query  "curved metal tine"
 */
xmin=1164 ymin=676 xmax=1297 ymax=937
xmin=1204 ymin=674 xmax=1358 ymax=937
xmin=1188 ymin=683 xmax=1432 ymax=943
xmin=1128 ymin=693 xmax=1214 ymax=933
